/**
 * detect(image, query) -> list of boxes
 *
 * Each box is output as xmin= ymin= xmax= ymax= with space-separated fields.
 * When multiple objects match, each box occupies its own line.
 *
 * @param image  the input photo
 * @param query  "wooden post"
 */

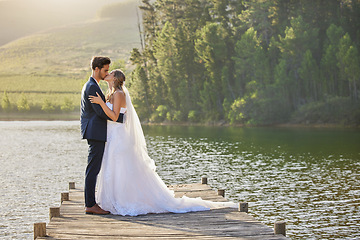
xmin=217 ymin=189 xmax=225 ymax=197
xmin=201 ymin=177 xmax=207 ymax=184
xmin=61 ymin=192 xmax=69 ymax=203
xmin=49 ymin=207 xmax=60 ymax=219
xmin=238 ymin=202 xmax=248 ymax=213
xmin=274 ymin=221 xmax=286 ymax=236
xmin=69 ymin=182 xmax=75 ymax=189
xmin=34 ymin=222 xmax=46 ymax=239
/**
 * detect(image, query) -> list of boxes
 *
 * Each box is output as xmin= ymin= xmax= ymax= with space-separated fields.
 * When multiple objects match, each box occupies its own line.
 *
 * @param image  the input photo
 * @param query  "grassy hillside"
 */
xmin=0 ymin=0 xmax=132 ymax=46
xmin=0 ymin=1 xmax=140 ymax=119
xmin=0 ymin=19 xmax=139 ymax=75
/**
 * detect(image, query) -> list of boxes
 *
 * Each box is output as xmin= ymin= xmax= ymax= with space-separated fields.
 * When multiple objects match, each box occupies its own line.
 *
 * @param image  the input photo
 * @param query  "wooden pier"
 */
xmin=35 ymin=180 xmax=289 ymax=239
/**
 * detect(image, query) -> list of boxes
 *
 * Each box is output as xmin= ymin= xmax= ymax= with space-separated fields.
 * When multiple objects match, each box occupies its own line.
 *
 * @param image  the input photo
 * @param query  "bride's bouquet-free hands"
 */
xmin=89 ymin=92 xmax=104 ymax=105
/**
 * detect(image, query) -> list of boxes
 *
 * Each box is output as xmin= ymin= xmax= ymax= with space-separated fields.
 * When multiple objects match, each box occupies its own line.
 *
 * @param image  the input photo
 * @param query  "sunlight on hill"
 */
xmin=0 ymin=0 xmax=140 ymax=116
xmin=0 ymin=0 xmax=136 ymax=46
xmin=0 ymin=17 xmax=139 ymax=85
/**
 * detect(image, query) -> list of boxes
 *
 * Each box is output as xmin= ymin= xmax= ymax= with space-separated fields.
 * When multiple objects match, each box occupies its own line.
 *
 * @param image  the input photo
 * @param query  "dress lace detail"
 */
xmin=96 ymin=89 xmax=237 ymax=216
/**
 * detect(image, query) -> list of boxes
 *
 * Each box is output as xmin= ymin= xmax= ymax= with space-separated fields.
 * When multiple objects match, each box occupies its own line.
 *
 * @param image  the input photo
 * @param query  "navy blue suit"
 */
xmin=80 ymin=77 xmax=109 ymax=207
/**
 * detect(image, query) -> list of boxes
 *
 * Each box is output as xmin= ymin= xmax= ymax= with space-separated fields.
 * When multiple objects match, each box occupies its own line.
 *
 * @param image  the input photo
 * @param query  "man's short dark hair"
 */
xmin=91 ymin=56 xmax=111 ymax=70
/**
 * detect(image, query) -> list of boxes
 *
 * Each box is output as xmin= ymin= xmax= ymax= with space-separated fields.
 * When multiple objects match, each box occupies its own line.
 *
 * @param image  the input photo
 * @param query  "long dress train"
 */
xmin=96 ymin=88 xmax=237 ymax=216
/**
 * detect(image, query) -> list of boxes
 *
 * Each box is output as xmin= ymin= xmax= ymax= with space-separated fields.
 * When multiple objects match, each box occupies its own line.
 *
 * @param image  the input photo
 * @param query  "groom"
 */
xmin=80 ymin=56 xmax=111 ymax=215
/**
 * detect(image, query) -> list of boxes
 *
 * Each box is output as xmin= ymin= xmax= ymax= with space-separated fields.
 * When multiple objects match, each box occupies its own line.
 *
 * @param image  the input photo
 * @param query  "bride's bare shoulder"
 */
xmin=114 ymin=90 xmax=125 ymax=96
xmin=113 ymin=90 xmax=126 ymax=103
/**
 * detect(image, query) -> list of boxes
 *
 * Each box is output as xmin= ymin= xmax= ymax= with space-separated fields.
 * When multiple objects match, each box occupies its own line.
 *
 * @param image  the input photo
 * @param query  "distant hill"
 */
xmin=0 ymin=18 xmax=139 ymax=76
xmin=0 ymin=0 xmax=133 ymax=46
xmin=0 ymin=0 xmax=140 ymax=115
xmin=0 ymin=0 xmax=140 ymax=75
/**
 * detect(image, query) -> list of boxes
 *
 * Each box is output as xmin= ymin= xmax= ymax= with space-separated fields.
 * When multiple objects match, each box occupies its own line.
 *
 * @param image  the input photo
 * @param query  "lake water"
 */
xmin=0 ymin=121 xmax=359 ymax=239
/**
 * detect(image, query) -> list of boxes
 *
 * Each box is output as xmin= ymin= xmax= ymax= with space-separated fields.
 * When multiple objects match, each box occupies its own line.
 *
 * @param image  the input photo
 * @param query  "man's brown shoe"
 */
xmin=85 ymin=204 xmax=110 ymax=215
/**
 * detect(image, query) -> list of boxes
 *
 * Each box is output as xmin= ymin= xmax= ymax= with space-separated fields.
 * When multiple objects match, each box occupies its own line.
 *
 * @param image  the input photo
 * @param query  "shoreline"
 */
xmin=0 ymin=113 xmax=358 ymax=129
xmin=0 ymin=112 xmax=80 ymax=121
xmin=142 ymin=121 xmax=359 ymax=129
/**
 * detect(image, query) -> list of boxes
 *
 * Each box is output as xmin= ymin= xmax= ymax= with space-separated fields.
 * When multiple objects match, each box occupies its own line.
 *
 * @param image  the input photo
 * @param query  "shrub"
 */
xmin=228 ymin=98 xmax=248 ymax=124
xmin=156 ymin=105 xmax=168 ymax=117
xmin=150 ymin=105 xmax=168 ymax=122
xmin=166 ymin=112 xmax=172 ymax=121
xmin=291 ymin=96 xmax=360 ymax=125
xmin=172 ymin=110 xmax=182 ymax=122
xmin=150 ymin=112 xmax=162 ymax=122
xmin=1 ymin=91 xmax=11 ymax=112
xmin=228 ymin=86 xmax=291 ymax=125
xmin=188 ymin=110 xmax=199 ymax=122
xmin=164 ymin=110 xmax=183 ymax=122
xmin=42 ymin=98 xmax=55 ymax=113
xmin=17 ymin=93 xmax=30 ymax=112
xmin=61 ymin=97 xmax=75 ymax=112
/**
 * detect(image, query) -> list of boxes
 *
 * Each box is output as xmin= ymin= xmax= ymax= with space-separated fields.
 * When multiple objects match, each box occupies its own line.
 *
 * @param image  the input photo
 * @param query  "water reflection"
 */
xmin=144 ymin=125 xmax=359 ymax=157
xmin=0 ymin=122 xmax=359 ymax=239
xmin=143 ymin=125 xmax=360 ymax=240
xmin=0 ymin=121 xmax=87 ymax=239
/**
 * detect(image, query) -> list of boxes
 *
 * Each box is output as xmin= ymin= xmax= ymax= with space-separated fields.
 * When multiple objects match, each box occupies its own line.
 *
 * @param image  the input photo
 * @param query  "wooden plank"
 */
xmin=39 ymin=183 xmax=290 ymax=240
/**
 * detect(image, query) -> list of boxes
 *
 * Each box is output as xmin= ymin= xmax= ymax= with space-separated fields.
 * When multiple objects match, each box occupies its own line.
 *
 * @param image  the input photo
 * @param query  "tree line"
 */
xmin=128 ymin=0 xmax=360 ymax=125
xmin=1 ymin=91 xmax=75 ymax=113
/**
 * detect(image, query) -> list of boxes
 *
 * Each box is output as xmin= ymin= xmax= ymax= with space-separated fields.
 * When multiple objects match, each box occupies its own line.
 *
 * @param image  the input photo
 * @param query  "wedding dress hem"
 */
xmin=96 ymin=88 xmax=237 ymax=216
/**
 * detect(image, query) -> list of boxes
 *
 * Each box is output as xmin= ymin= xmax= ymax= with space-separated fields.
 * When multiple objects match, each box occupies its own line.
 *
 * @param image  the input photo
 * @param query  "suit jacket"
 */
xmin=80 ymin=77 xmax=109 ymax=142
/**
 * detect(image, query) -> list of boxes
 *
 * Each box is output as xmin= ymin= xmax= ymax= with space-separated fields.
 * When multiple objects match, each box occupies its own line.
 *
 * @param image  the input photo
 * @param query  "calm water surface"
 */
xmin=0 ymin=121 xmax=359 ymax=239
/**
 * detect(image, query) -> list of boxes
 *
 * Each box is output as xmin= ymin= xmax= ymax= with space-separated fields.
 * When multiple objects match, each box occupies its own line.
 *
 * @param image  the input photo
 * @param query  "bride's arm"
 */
xmin=112 ymin=91 xmax=126 ymax=121
xmin=89 ymin=92 xmax=125 ymax=122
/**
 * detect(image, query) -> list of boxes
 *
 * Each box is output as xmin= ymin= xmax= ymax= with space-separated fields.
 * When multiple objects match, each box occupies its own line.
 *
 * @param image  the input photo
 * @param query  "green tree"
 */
xmin=130 ymin=48 xmax=143 ymax=65
xmin=2 ymin=91 xmax=11 ymax=112
xmin=151 ymin=104 xmax=168 ymax=122
xmin=17 ymin=93 xmax=30 ymax=112
xmin=277 ymin=15 xmax=319 ymax=108
xmin=140 ymin=0 xmax=159 ymax=46
xmin=129 ymin=66 xmax=151 ymax=119
xmin=233 ymin=27 xmax=269 ymax=96
xmin=337 ymin=33 xmax=352 ymax=97
xmin=130 ymin=0 xmax=360 ymax=125
xmin=211 ymin=0 xmax=238 ymax=105
xmin=184 ymin=0 xmax=212 ymax=30
xmin=320 ymin=24 xmax=344 ymax=96
xmin=340 ymin=0 xmax=360 ymax=49
xmin=156 ymin=0 xmax=184 ymax=28
xmin=273 ymin=58 xmax=291 ymax=110
xmin=195 ymin=22 xmax=228 ymax=120
xmin=211 ymin=0 xmax=230 ymax=29
xmin=188 ymin=110 xmax=199 ymax=122
xmin=343 ymin=45 xmax=360 ymax=101
xmin=153 ymin=22 xmax=179 ymax=109
xmin=175 ymin=22 xmax=201 ymax=116
xmin=298 ymin=50 xmax=320 ymax=102
xmin=270 ymin=0 xmax=293 ymax=36
xmin=239 ymin=0 xmax=274 ymax=45
xmin=228 ymin=97 xmax=248 ymax=124
xmin=42 ymin=99 xmax=55 ymax=113
xmin=61 ymin=97 xmax=75 ymax=112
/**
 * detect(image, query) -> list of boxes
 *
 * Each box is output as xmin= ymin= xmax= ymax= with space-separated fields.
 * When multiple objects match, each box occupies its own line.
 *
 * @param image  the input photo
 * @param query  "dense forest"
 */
xmin=128 ymin=0 xmax=360 ymax=126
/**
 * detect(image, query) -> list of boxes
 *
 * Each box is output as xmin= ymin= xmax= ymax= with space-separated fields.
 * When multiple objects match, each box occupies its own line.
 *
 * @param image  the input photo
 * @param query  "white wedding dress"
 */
xmin=96 ymin=87 xmax=237 ymax=216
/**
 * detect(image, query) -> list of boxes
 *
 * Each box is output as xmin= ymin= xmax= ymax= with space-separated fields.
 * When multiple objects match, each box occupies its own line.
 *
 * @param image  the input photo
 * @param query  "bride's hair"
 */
xmin=106 ymin=69 xmax=126 ymax=102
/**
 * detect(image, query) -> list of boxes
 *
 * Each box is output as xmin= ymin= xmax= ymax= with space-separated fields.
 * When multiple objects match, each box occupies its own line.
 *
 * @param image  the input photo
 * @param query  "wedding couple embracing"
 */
xmin=80 ymin=56 xmax=237 ymax=216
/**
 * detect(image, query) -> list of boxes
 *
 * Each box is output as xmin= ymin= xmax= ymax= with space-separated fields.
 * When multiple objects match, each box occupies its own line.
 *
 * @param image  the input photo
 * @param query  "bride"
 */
xmin=89 ymin=69 xmax=237 ymax=216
